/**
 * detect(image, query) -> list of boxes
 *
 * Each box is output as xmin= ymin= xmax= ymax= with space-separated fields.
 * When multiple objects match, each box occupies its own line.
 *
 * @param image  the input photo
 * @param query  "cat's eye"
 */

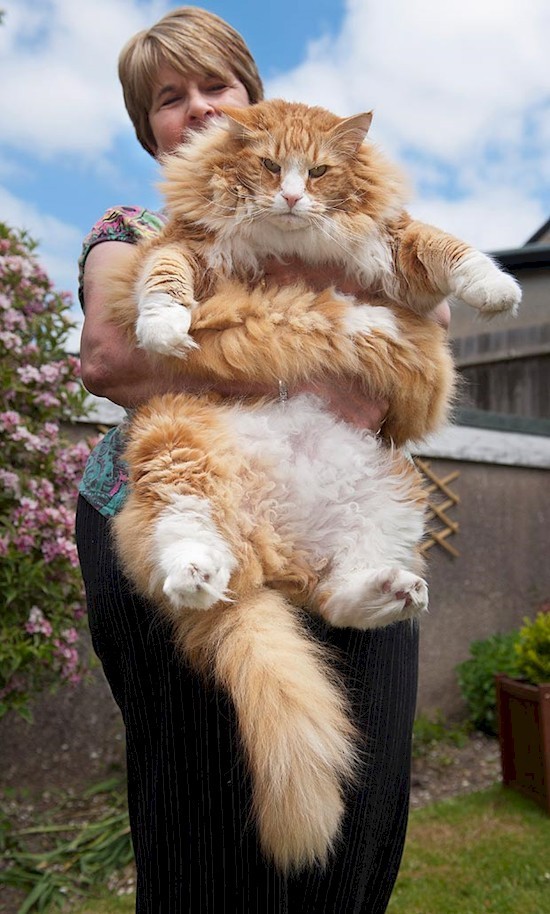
xmin=262 ymin=158 xmax=281 ymax=174
xmin=309 ymin=164 xmax=328 ymax=178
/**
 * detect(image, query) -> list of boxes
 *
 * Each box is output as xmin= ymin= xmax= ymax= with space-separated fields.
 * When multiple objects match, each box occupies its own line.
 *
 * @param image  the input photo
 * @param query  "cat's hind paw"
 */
xmin=136 ymin=293 xmax=199 ymax=357
xmin=153 ymin=495 xmax=238 ymax=610
xmin=376 ymin=567 xmax=429 ymax=615
xmin=162 ymin=542 xmax=235 ymax=610
xmin=321 ymin=566 xmax=428 ymax=630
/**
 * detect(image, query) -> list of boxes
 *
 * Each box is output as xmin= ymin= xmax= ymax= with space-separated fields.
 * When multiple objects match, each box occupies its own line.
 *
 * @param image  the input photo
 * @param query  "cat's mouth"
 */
xmin=270 ymin=212 xmax=309 ymax=230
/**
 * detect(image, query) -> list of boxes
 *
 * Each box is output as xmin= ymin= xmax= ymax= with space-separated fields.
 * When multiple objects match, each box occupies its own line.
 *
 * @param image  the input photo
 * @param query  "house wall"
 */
xmin=450 ymin=263 xmax=550 ymax=419
xmin=416 ymin=455 xmax=550 ymax=717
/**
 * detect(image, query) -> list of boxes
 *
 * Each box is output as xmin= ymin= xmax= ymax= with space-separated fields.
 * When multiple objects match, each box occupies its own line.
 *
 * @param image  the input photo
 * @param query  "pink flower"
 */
xmin=53 ymin=639 xmax=80 ymax=680
xmin=17 ymin=365 xmax=42 ymax=384
xmin=0 ymin=331 xmax=23 ymax=353
xmin=12 ymin=532 xmax=35 ymax=553
xmin=25 ymin=606 xmax=53 ymax=637
xmin=35 ymin=393 xmax=61 ymax=408
xmin=0 ymin=469 xmax=20 ymax=495
xmin=2 ymin=308 xmax=26 ymax=331
xmin=61 ymin=627 xmax=79 ymax=644
xmin=0 ymin=410 xmax=21 ymax=430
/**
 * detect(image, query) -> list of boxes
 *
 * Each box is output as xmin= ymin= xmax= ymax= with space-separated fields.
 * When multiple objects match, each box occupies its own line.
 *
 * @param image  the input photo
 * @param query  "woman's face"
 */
xmin=148 ymin=64 xmax=250 ymax=156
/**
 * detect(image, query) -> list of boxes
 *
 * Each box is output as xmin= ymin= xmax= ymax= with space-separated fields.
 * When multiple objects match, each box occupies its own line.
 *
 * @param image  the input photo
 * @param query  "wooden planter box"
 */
xmin=495 ymin=674 xmax=550 ymax=814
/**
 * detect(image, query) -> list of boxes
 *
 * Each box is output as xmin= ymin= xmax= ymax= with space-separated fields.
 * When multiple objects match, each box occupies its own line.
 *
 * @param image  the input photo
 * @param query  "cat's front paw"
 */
xmin=161 ymin=542 xmax=235 ymax=610
xmin=451 ymin=256 xmax=521 ymax=316
xmin=136 ymin=293 xmax=199 ymax=357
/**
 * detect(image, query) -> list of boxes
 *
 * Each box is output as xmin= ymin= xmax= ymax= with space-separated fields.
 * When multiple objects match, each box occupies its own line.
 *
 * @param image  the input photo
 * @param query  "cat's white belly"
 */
xmin=228 ymin=394 xmax=424 ymax=574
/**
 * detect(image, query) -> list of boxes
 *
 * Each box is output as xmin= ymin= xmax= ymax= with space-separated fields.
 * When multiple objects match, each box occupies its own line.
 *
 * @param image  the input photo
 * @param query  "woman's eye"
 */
xmin=262 ymin=158 xmax=281 ymax=174
xmin=309 ymin=164 xmax=328 ymax=178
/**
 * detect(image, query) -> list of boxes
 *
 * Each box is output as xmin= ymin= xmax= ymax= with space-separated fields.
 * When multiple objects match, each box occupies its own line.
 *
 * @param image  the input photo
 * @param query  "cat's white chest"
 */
xmin=207 ymin=217 xmax=396 ymax=292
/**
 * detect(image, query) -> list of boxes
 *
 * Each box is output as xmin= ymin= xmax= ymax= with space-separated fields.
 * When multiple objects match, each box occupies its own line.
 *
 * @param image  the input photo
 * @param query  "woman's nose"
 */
xmin=187 ymin=89 xmax=216 ymax=122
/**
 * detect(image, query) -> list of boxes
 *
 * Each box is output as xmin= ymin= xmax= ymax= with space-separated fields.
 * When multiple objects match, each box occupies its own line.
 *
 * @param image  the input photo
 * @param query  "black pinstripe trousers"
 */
xmin=76 ymin=494 xmax=418 ymax=913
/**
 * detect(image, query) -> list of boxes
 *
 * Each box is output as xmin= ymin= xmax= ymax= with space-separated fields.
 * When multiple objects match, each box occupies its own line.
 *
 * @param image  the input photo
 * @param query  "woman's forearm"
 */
xmin=80 ymin=241 xmax=277 ymax=407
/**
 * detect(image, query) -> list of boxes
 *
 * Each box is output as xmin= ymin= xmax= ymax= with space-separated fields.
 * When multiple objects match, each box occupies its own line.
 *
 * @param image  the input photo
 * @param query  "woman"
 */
xmin=76 ymin=7 xmax=448 ymax=912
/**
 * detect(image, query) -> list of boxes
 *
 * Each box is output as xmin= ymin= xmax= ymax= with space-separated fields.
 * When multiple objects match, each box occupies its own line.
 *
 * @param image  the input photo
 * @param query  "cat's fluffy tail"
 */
xmin=177 ymin=590 xmax=358 ymax=872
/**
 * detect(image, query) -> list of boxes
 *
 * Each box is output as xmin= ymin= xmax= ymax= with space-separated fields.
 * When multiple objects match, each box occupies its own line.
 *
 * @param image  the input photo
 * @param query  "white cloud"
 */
xmin=266 ymin=0 xmax=550 ymax=250
xmin=0 ymin=0 xmax=167 ymax=161
xmin=409 ymin=190 xmax=546 ymax=252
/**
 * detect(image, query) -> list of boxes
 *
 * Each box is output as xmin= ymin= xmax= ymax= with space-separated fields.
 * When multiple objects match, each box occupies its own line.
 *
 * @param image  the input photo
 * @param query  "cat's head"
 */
xmin=160 ymin=99 xmax=406 ymax=241
xmin=219 ymin=101 xmax=372 ymax=231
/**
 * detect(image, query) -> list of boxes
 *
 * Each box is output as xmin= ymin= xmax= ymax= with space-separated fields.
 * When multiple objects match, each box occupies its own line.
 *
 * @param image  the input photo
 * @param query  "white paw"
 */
xmin=321 ymin=566 xmax=428 ymax=630
xmin=452 ymin=257 xmax=521 ymax=316
xmin=162 ymin=541 xmax=235 ymax=610
xmin=375 ymin=567 xmax=429 ymax=615
xmin=136 ymin=293 xmax=199 ymax=358
xmin=342 ymin=302 xmax=399 ymax=340
xmin=153 ymin=494 xmax=238 ymax=610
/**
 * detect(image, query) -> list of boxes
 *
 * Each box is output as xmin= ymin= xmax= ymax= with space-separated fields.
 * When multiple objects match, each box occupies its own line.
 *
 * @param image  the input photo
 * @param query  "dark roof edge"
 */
xmin=489 ymin=245 xmax=550 ymax=270
xmin=526 ymin=218 xmax=550 ymax=244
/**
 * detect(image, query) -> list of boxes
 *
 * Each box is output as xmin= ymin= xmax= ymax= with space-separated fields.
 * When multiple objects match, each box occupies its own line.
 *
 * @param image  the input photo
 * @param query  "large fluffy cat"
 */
xmin=104 ymin=99 xmax=520 ymax=871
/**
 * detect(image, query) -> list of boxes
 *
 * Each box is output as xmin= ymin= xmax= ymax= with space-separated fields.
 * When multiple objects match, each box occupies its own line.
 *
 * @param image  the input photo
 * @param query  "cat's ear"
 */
xmin=329 ymin=112 xmax=373 ymax=155
xmin=219 ymin=105 xmax=256 ymax=141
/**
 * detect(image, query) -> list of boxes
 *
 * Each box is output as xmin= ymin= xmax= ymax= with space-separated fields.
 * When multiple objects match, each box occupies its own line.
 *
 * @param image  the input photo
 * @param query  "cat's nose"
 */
xmin=282 ymin=192 xmax=303 ymax=209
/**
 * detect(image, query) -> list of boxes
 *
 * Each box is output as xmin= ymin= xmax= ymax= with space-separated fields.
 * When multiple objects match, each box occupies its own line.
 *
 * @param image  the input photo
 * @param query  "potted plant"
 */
xmin=496 ymin=606 xmax=550 ymax=813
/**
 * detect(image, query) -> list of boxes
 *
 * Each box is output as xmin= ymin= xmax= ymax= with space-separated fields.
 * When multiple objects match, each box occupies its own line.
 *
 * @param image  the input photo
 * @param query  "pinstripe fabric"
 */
xmin=76 ymin=494 xmax=418 ymax=913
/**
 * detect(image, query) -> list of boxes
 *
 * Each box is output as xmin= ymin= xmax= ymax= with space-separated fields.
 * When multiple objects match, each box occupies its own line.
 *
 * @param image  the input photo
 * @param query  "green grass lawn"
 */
xmin=65 ymin=896 xmax=134 ymax=914
xmin=387 ymin=786 xmax=550 ymax=914
xmin=6 ymin=786 xmax=550 ymax=913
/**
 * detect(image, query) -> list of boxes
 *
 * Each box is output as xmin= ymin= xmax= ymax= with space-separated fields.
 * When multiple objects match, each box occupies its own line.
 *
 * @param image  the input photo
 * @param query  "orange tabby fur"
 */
xmin=103 ymin=99 xmax=520 ymax=870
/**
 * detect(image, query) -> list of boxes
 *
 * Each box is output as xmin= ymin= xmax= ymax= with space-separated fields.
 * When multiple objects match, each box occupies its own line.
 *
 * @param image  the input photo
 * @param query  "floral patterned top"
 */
xmin=78 ymin=206 xmax=167 ymax=517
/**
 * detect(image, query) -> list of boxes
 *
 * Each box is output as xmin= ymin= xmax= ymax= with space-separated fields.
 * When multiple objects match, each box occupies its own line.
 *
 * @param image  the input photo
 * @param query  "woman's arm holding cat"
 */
xmin=80 ymin=242 xmax=277 ymax=407
xmin=81 ymin=242 xmax=391 ymax=428
xmin=82 ymin=243 xmax=448 ymax=436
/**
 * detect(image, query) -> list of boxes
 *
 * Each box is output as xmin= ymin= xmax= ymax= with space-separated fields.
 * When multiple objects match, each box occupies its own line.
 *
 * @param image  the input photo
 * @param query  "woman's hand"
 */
xmin=296 ymin=379 xmax=388 ymax=432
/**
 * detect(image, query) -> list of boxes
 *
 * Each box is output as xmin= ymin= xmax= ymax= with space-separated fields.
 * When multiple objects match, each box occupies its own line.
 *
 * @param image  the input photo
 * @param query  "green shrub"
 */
xmin=515 ymin=608 xmax=550 ymax=685
xmin=456 ymin=632 xmax=520 ymax=735
xmin=412 ymin=711 xmax=469 ymax=758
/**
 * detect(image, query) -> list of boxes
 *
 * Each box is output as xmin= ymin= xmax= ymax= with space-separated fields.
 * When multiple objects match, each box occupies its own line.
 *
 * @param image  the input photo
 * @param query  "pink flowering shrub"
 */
xmin=0 ymin=222 xmax=92 ymax=719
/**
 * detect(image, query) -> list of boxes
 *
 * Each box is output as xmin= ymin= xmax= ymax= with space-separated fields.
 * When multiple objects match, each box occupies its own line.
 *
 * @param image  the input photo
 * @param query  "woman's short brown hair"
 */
xmin=118 ymin=6 xmax=264 ymax=156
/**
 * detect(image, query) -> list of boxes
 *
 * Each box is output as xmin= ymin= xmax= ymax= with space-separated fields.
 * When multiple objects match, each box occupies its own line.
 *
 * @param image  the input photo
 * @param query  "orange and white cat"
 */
xmin=105 ymin=99 xmax=520 ymax=871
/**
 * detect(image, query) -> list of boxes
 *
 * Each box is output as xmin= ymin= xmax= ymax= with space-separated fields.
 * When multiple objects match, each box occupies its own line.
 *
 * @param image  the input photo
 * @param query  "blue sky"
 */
xmin=1 ymin=0 xmax=549 ymax=348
